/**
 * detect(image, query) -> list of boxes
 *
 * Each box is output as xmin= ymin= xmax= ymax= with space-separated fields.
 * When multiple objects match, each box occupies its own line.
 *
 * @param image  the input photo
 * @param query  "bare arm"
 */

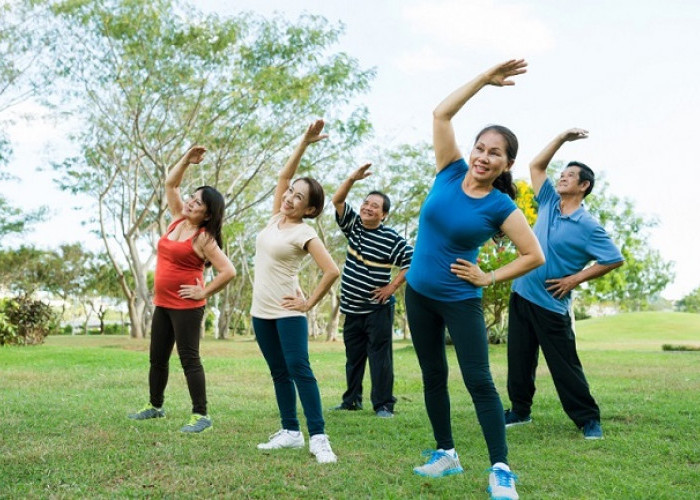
xmin=332 ymin=162 xmax=372 ymax=216
xmin=273 ymin=120 xmax=328 ymax=215
xmin=177 ymin=238 xmax=237 ymax=301
xmin=530 ymin=128 xmax=588 ymax=196
xmin=450 ymin=209 xmax=544 ymax=286
xmin=165 ymin=146 xmax=206 ymax=218
xmin=433 ymin=59 xmax=527 ymax=172
xmin=545 ymin=261 xmax=623 ymax=299
xmin=281 ymin=238 xmax=340 ymax=312
xmin=372 ymin=267 xmax=408 ymax=304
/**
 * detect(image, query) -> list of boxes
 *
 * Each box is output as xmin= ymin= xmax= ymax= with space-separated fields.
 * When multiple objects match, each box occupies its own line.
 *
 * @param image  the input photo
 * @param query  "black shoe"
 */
xmin=504 ymin=409 xmax=532 ymax=428
xmin=331 ymin=401 xmax=362 ymax=411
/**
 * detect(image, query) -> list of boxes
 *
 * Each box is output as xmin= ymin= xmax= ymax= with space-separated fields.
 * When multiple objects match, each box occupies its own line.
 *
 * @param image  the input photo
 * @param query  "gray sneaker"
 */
xmin=413 ymin=449 xmax=464 ymax=478
xmin=180 ymin=414 xmax=212 ymax=433
xmin=128 ymin=404 xmax=165 ymax=420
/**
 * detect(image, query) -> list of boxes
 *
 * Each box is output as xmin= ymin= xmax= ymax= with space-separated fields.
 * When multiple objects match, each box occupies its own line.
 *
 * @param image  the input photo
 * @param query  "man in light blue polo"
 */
xmin=505 ymin=128 xmax=624 ymax=440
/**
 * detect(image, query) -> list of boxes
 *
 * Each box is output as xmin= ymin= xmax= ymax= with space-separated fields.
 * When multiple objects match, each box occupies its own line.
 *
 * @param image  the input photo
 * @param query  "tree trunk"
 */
xmin=325 ymin=287 xmax=340 ymax=341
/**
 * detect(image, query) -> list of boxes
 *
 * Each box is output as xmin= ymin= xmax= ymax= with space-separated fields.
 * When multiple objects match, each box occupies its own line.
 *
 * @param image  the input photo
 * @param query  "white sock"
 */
xmin=439 ymin=448 xmax=457 ymax=458
xmin=492 ymin=462 xmax=510 ymax=471
xmin=287 ymin=430 xmax=301 ymax=436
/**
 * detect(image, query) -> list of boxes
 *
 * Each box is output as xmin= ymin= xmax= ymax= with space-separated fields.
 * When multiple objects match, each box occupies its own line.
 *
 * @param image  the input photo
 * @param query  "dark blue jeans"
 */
xmin=405 ymin=284 xmax=508 ymax=465
xmin=149 ymin=306 xmax=207 ymax=415
xmin=253 ymin=316 xmax=325 ymax=436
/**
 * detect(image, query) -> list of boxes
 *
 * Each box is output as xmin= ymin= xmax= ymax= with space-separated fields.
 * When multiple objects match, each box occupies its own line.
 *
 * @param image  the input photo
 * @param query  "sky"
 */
xmin=3 ymin=0 xmax=700 ymax=300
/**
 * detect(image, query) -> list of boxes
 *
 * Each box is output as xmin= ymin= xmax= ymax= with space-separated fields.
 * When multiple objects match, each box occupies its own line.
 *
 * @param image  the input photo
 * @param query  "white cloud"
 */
xmin=402 ymin=0 xmax=554 ymax=54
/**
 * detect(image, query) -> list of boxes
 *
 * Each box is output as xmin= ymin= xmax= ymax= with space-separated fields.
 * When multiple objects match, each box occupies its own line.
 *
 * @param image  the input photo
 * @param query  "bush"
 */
xmin=103 ymin=323 xmax=125 ymax=335
xmin=0 ymin=309 xmax=18 ymax=345
xmin=0 ymin=296 xmax=59 ymax=346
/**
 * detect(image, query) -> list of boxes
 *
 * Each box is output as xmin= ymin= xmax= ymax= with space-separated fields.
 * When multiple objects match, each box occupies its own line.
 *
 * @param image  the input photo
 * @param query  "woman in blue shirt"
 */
xmin=407 ymin=60 xmax=544 ymax=500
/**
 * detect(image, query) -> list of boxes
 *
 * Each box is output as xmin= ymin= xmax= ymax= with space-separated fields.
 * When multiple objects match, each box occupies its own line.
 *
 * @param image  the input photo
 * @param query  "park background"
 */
xmin=1 ymin=1 xmax=699 ymax=498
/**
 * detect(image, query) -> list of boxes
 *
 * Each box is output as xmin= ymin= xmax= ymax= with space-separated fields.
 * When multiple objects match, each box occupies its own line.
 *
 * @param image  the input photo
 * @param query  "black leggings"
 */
xmin=405 ymin=284 xmax=508 ymax=465
xmin=149 ymin=306 xmax=207 ymax=415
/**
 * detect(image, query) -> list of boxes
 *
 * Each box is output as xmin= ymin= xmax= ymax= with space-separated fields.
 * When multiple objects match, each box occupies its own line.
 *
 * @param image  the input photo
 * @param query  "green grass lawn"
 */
xmin=1 ymin=312 xmax=698 ymax=499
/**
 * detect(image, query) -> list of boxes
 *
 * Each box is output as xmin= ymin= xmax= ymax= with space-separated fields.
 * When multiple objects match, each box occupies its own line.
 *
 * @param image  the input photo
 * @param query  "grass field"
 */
xmin=1 ymin=312 xmax=698 ymax=499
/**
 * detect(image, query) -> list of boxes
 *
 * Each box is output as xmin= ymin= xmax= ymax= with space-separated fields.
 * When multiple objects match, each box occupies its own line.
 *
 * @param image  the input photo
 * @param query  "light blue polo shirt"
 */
xmin=407 ymin=158 xmax=517 ymax=301
xmin=512 ymin=179 xmax=623 ymax=315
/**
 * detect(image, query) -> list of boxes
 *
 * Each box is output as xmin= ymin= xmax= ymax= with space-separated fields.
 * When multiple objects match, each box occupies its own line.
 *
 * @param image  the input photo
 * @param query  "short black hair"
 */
xmin=566 ymin=161 xmax=595 ymax=198
xmin=366 ymin=190 xmax=391 ymax=213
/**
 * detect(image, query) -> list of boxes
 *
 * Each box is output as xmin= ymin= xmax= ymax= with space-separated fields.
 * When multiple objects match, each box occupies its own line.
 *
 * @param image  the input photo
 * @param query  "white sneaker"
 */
xmin=413 ymin=449 xmax=464 ymax=478
xmin=487 ymin=462 xmax=519 ymax=500
xmin=256 ymin=429 xmax=304 ymax=450
xmin=309 ymin=434 xmax=337 ymax=464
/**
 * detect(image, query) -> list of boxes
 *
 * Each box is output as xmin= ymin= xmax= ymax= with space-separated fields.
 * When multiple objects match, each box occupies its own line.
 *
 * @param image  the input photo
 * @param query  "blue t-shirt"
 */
xmin=512 ymin=179 xmax=623 ymax=315
xmin=406 ymin=158 xmax=517 ymax=301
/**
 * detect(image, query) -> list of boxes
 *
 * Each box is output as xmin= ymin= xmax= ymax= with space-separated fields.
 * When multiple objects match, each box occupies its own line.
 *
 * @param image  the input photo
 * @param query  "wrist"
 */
xmin=488 ymin=270 xmax=496 ymax=287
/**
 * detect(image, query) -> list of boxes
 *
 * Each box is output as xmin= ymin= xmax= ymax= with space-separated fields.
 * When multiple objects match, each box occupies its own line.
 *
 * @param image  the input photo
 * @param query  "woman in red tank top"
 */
xmin=128 ymin=145 xmax=236 ymax=433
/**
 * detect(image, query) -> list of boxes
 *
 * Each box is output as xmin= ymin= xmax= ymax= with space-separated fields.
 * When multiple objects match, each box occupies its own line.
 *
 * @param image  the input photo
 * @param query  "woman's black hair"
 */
xmin=475 ymin=125 xmax=518 ymax=200
xmin=193 ymin=185 xmax=225 ymax=267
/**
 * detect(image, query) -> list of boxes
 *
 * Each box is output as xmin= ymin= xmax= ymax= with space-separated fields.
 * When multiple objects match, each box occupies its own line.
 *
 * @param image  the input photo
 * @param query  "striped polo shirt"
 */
xmin=336 ymin=203 xmax=413 ymax=314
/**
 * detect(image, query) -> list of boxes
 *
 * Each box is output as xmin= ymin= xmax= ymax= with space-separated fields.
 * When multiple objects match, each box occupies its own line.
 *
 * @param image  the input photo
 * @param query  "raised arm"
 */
xmin=433 ymin=59 xmax=527 ymax=172
xmin=272 ymin=120 xmax=328 ymax=215
xmin=165 ymin=146 xmax=207 ymax=218
xmin=530 ymin=128 xmax=588 ymax=196
xmin=332 ymin=162 xmax=372 ymax=217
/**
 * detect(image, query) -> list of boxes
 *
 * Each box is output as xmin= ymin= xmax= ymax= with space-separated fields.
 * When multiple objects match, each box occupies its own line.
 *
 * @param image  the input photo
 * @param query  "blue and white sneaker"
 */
xmin=413 ymin=449 xmax=464 ymax=478
xmin=487 ymin=462 xmax=519 ymax=500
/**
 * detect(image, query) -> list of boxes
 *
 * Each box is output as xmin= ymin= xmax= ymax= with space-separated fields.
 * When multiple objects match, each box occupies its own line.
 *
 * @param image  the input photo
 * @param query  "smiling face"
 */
xmin=182 ymin=189 xmax=209 ymax=225
xmin=468 ymin=130 xmax=513 ymax=184
xmin=280 ymin=180 xmax=315 ymax=221
xmin=556 ymin=166 xmax=589 ymax=197
xmin=359 ymin=194 xmax=386 ymax=229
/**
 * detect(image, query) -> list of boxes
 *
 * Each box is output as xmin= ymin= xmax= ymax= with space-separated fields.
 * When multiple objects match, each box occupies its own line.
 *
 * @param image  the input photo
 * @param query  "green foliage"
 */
xmin=662 ymin=344 xmax=700 ymax=351
xmin=48 ymin=0 xmax=374 ymax=338
xmin=0 ymin=308 xmax=18 ymax=345
xmin=676 ymin=286 xmax=700 ymax=313
xmin=0 ymin=295 xmax=59 ymax=345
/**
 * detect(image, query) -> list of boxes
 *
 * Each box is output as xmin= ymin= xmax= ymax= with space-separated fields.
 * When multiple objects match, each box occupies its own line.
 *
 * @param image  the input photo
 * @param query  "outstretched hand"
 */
xmin=302 ymin=119 xmax=329 ymax=145
xmin=560 ymin=128 xmax=589 ymax=143
xmin=483 ymin=59 xmax=528 ymax=87
xmin=185 ymin=146 xmax=207 ymax=164
xmin=349 ymin=162 xmax=373 ymax=182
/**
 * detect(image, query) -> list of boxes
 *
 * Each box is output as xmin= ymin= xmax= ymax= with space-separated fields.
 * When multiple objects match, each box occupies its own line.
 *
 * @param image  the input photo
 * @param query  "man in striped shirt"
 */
xmin=331 ymin=163 xmax=413 ymax=418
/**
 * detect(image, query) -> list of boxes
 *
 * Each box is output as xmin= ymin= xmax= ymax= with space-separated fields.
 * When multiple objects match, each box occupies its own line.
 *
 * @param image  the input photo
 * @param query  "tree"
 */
xmin=676 ymin=287 xmax=700 ymax=313
xmin=579 ymin=176 xmax=674 ymax=311
xmin=50 ymin=0 xmax=374 ymax=338
xmin=0 ymin=0 xmax=52 ymax=240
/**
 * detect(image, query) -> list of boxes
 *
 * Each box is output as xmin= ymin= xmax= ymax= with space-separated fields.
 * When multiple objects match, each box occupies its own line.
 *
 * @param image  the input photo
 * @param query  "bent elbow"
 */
xmin=328 ymin=266 xmax=340 ymax=282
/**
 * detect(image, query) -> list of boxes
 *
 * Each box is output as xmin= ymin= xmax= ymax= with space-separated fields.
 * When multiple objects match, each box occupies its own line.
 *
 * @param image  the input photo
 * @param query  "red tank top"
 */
xmin=153 ymin=218 xmax=207 ymax=309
